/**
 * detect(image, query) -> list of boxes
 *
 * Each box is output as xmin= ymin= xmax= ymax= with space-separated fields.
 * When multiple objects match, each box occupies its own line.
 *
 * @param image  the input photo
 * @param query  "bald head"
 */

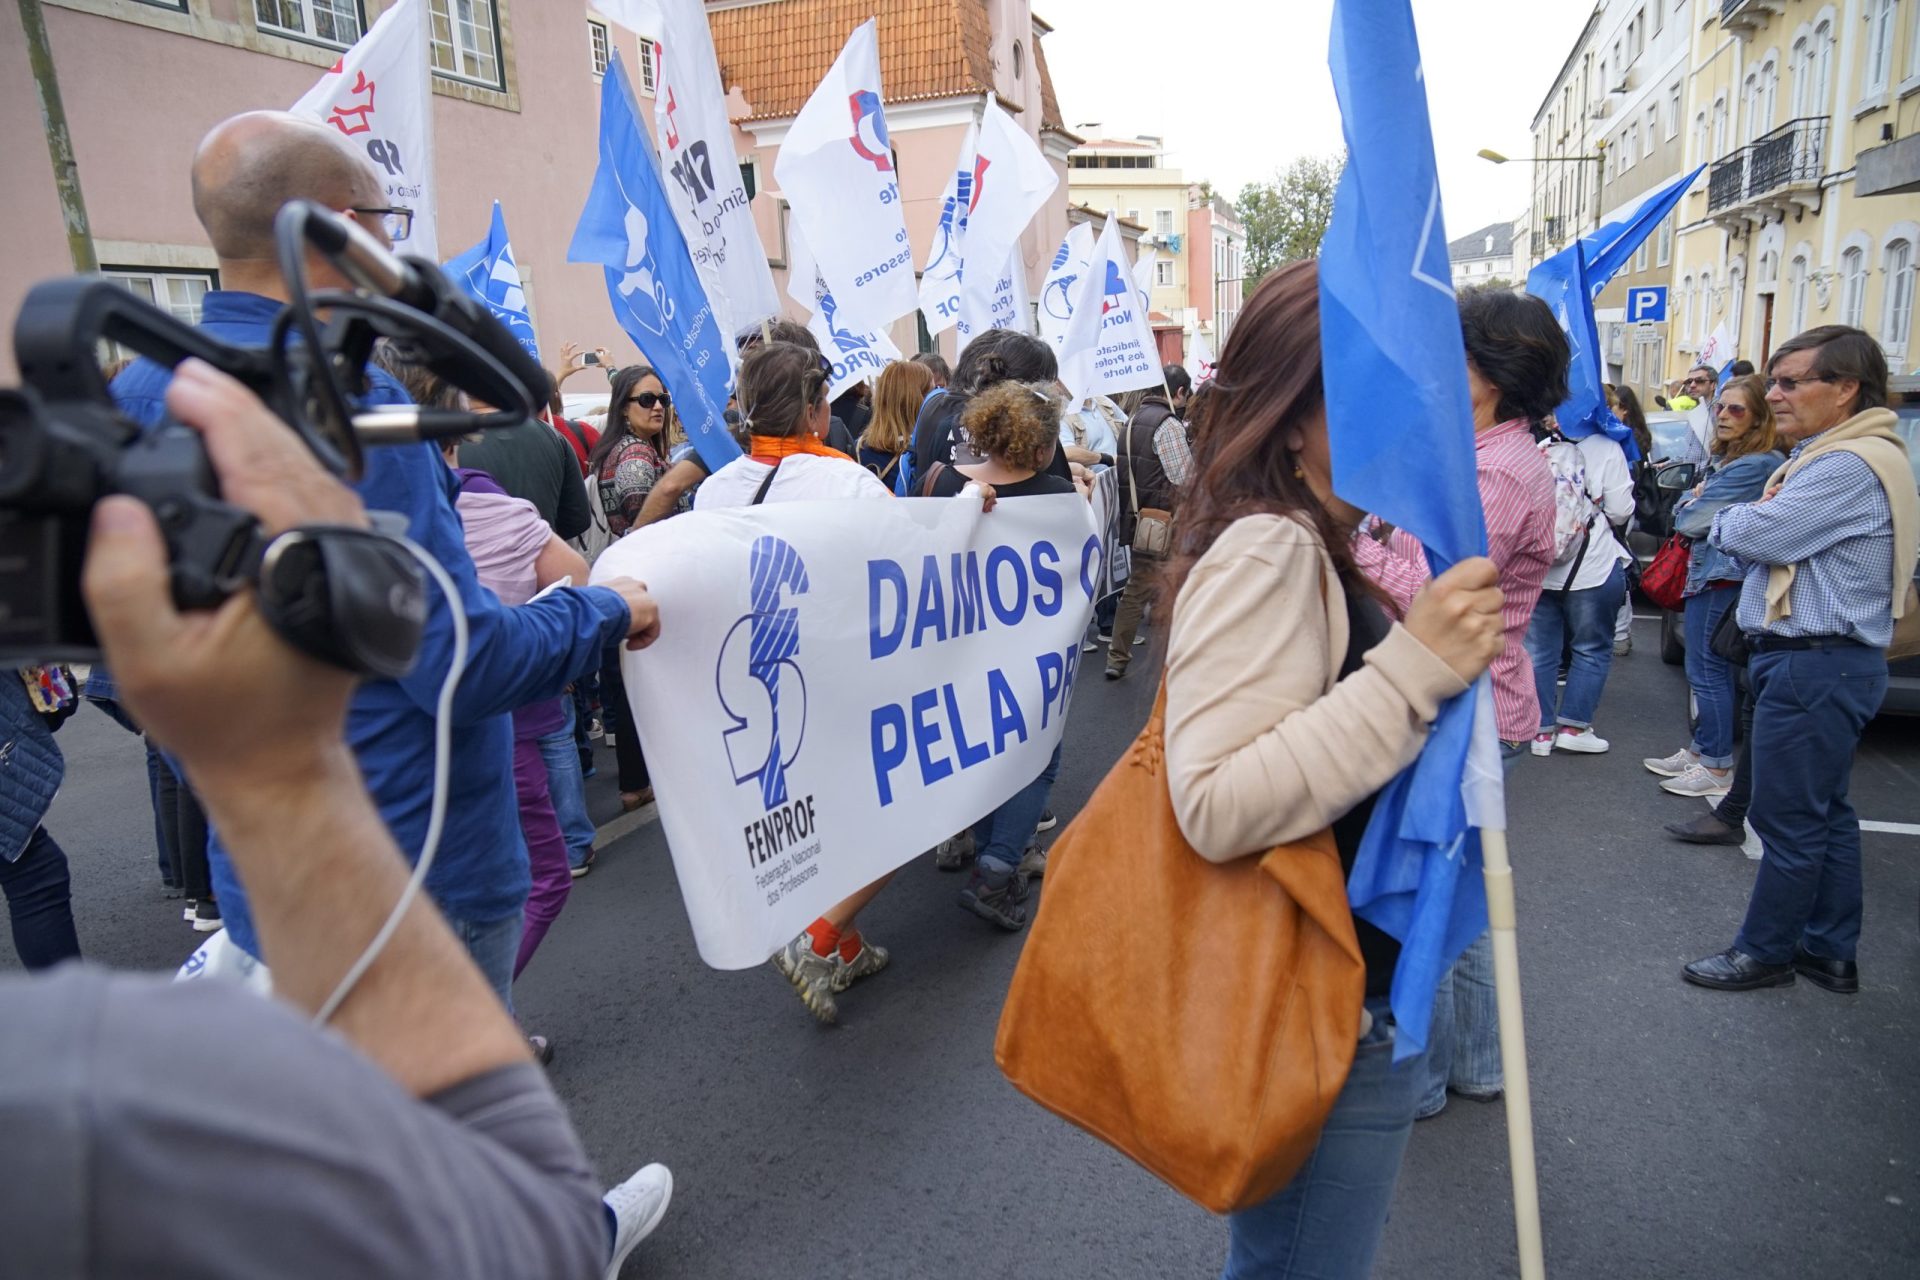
xmin=191 ymin=111 xmax=384 ymax=261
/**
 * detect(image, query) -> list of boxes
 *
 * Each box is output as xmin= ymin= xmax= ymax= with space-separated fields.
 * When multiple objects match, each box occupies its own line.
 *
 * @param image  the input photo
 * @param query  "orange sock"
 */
xmin=838 ymin=929 xmax=865 ymax=962
xmin=805 ymin=918 xmax=841 ymax=958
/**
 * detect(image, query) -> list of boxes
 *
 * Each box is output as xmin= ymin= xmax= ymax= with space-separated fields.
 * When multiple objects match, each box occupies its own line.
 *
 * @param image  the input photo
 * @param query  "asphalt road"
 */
xmin=13 ymin=612 xmax=1919 ymax=1279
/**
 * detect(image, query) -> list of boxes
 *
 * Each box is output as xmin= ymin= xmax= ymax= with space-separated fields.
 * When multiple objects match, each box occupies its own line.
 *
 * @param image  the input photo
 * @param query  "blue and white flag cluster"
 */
xmin=444 ymin=200 xmax=539 ymax=364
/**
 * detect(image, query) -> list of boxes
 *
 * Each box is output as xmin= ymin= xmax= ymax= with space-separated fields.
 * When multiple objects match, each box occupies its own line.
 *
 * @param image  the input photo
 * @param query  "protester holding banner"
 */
xmin=1159 ymin=263 xmax=1504 ymax=1276
xmin=857 ymin=359 xmax=933 ymax=494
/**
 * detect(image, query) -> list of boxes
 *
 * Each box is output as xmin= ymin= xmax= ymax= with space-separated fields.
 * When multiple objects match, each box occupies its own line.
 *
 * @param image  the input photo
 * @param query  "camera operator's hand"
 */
xmin=82 ymin=360 xmax=365 ymax=790
xmin=598 ymin=576 xmax=661 ymax=650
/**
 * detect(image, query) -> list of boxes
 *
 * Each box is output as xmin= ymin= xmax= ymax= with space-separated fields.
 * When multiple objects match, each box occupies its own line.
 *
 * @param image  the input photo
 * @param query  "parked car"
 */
xmin=1649 ymin=376 xmax=1920 ymax=717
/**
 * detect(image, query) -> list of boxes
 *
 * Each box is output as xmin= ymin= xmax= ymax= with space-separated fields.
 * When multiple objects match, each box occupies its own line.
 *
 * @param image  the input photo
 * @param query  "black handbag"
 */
xmin=1708 ymin=603 xmax=1750 ymax=667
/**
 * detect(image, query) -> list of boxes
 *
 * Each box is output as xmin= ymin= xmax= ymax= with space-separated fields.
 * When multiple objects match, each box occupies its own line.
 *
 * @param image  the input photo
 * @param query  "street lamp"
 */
xmin=1477 ymin=147 xmax=1605 ymax=165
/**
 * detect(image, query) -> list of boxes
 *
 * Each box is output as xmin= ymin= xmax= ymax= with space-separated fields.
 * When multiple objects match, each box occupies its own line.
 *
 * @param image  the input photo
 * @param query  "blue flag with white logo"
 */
xmin=569 ymin=51 xmax=739 ymax=471
xmin=1579 ymin=165 xmax=1703 ymax=294
xmin=1320 ymin=0 xmax=1496 ymax=1063
xmin=443 ymin=200 xmax=540 ymax=364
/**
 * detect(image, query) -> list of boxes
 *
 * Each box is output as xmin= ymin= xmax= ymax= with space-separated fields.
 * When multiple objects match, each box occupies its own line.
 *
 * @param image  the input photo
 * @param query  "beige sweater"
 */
xmin=1164 ymin=514 xmax=1470 ymax=863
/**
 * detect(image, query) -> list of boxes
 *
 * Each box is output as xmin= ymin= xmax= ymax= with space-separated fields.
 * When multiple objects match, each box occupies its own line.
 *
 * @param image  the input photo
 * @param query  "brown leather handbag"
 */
xmin=994 ymin=684 xmax=1366 ymax=1214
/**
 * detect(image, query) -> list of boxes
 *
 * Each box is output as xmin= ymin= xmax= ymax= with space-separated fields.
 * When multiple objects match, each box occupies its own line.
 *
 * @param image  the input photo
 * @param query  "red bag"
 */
xmin=1640 ymin=534 xmax=1692 ymax=612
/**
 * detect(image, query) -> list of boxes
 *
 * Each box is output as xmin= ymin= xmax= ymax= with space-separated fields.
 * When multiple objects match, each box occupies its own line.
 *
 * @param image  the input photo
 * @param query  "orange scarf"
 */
xmin=749 ymin=433 xmax=852 ymax=464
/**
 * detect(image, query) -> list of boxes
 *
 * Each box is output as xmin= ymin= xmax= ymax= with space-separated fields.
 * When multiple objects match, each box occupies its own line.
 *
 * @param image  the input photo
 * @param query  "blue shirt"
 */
xmin=1710 ymin=430 xmax=1897 ymax=647
xmin=113 ymin=291 xmax=632 ymax=953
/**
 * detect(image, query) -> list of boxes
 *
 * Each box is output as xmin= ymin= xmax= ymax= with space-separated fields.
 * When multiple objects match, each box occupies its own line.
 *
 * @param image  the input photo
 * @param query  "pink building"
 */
xmin=0 ymin=0 xmax=1072 ymax=380
xmin=1186 ymin=186 xmax=1244 ymax=355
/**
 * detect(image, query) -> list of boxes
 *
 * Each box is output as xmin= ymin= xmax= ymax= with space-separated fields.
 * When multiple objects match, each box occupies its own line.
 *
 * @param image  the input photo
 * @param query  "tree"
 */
xmin=1236 ymin=154 xmax=1344 ymax=297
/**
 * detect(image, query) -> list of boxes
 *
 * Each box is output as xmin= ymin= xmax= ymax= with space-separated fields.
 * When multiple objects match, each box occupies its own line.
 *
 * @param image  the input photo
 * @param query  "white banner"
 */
xmin=1058 ymin=214 xmax=1164 ymax=403
xmin=293 ymin=0 xmax=438 ymax=258
xmin=956 ymin=97 xmax=1056 ymax=344
xmin=954 ymin=245 xmax=1031 ymax=352
xmin=1039 ymin=223 xmax=1095 ymax=349
xmin=592 ymin=493 xmax=1103 ymax=968
xmin=785 ymin=222 xmax=901 ymax=400
xmin=773 ymin=20 xmax=916 ymax=333
xmin=1189 ymin=328 xmax=1216 ymax=381
xmin=1132 ymin=243 xmax=1159 ymax=310
xmin=1696 ymin=321 xmax=1734 ymax=370
xmin=917 ymin=121 xmax=980 ymax=337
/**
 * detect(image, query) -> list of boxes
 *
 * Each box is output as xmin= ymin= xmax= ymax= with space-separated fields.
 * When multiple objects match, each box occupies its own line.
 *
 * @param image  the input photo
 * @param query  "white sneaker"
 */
xmin=1553 ymin=727 xmax=1610 ymax=754
xmin=1643 ymin=748 xmax=1699 ymax=777
xmin=603 ymin=1163 xmax=672 ymax=1280
xmin=1530 ymin=732 xmax=1555 ymax=757
xmin=1661 ymin=764 xmax=1731 ymax=797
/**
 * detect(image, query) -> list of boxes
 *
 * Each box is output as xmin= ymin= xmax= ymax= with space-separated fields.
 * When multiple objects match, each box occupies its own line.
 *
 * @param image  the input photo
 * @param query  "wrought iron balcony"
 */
xmin=1708 ymin=151 xmax=1748 ymax=212
xmin=1746 ymin=117 xmax=1828 ymax=199
xmin=1530 ymin=230 xmax=1546 ymax=260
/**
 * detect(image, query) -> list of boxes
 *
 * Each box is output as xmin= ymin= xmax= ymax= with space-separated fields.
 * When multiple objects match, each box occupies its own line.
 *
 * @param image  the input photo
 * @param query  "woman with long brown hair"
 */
xmin=1161 ymin=261 xmax=1505 ymax=1276
xmin=1643 ymin=373 xmax=1786 ymax=798
xmin=857 ymin=359 xmax=933 ymax=492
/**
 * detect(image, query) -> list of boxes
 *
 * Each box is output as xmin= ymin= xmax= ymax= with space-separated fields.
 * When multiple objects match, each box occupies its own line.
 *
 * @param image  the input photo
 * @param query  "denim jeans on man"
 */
xmin=1681 ymin=584 xmax=1742 ymax=767
xmin=1736 ymin=642 xmax=1887 ymax=965
xmin=1418 ymin=932 xmax=1501 ymax=1117
xmin=972 ymin=743 xmax=1063 ymax=873
xmin=1524 ymin=561 xmax=1627 ymax=731
xmin=1223 ymin=997 xmax=1425 ymax=1280
xmin=538 ymin=700 xmax=596 ymax=871
xmin=0 ymin=827 xmax=81 ymax=970
xmin=449 ymin=911 xmax=525 ymax=1012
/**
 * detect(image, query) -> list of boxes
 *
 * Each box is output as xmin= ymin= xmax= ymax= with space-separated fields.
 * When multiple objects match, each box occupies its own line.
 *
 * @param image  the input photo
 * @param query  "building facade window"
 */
xmin=1862 ymin=0 xmax=1896 ymax=97
xmin=1698 ymin=269 xmax=1714 ymax=341
xmin=1729 ymin=264 xmax=1746 ymax=344
xmin=1635 ymin=238 xmax=1650 ymax=272
xmin=1154 ymin=260 xmax=1175 ymax=288
xmin=255 ymin=0 xmax=364 ymax=47
xmin=638 ymin=36 xmax=657 ymax=94
xmin=1679 ymin=274 xmax=1694 ymax=341
xmin=1787 ymin=255 xmax=1810 ymax=333
xmin=1154 ymin=209 xmax=1174 ymax=236
xmin=588 ymin=20 xmax=608 ymax=77
xmin=1711 ymin=96 xmax=1729 ymax=156
xmin=1840 ymin=247 xmax=1867 ymax=327
xmin=1885 ymin=239 xmax=1915 ymax=354
xmin=430 ymin=0 xmax=502 ymax=90
xmin=101 ymin=268 xmax=217 ymax=362
xmin=1668 ymin=82 xmax=1682 ymax=137
xmin=1813 ymin=21 xmax=1835 ymax=110
xmin=1656 ymin=213 xmax=1672 ymax=266
xmin=1646 ymin=104 xmax=1660 ymax=151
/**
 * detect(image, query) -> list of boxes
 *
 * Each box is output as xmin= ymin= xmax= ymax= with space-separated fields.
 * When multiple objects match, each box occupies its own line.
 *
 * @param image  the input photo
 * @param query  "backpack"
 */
xmin=574 ymin=472 xmax=614 ymax=565
xmin=1537 ymin=434 xmax=1599 ymax=564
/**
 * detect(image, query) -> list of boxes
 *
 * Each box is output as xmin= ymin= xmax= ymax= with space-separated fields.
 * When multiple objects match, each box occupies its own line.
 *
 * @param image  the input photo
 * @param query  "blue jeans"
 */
xmin=1524 ymin=561 xmax=1627 ymax=731
xmin=1223 ymin=998 xmax=1424 ymax=1280
xmin=0 ymin=827 xmax=81 ymax=970
xmin=1735 ymin=644 xmax=1887 ymax=965
xmin=1682 ymin=585 xmax=1741 ymax=766
xmin=1418 ymin=932 xmax=1501 ymax=1115
xmin=449 ymin=911 xmax=525 ymax=1012
xmin=539 ymin=701 xmax=596 ymax=871
xmin=973 ymin=743 xmax=1063 ymax=874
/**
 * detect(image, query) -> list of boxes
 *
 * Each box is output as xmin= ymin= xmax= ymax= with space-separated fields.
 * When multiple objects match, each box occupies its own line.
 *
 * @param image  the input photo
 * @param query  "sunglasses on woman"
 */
xmin=632 ymin=391 xmax=671 ymax=410
xmin=1713 ymin=401 xmax=1750 ymax=417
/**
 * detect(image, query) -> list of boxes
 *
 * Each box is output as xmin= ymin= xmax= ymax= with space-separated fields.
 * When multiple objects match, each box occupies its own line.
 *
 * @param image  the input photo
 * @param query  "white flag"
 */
xmin=954 ymin=246 xmax=1032 ymax=353
xmin=1038 ymin=223 xmax=1095 ymax=349
xmin=293 ymin=0 xmax=437 ymax=259
xmin=1132 ymin=243 xmax=1159 ymax=311
xmin=955 ymin=97 xmax=1056 ymax=344
xmin=918 ymin=121 xmax=980 ymax=337
xmin=786 ymin=223 xmax=901 ymax=402
xmin=650 ymin=0 xmax=779 ymax=346
xmin=773 ymin=20 xmax=916 ymax=333
xmin=1058 ymin=215 xmax=1164 ymax=403
xmin=1188 ymin=329 xmax=1216 ymax=382
xmin=1697 ymin=321 xmax=1734 ymax=370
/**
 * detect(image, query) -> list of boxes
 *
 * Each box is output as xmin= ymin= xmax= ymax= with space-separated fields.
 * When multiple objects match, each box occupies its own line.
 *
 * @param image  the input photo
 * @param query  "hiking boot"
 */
xmin=771 ymin=933 xmax=839 ymax=1024
xmin=830 ymin=938 xmax=890 ymax=992
xmin=933 ymin=830 xmax=976 ymax=871
xmin=959 ymin=861 xmax=1031 ymax=931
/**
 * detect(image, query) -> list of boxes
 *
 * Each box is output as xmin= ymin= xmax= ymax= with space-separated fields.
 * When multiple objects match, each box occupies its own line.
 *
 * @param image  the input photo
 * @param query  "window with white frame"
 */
xmin=1813 ymin=21 xmax=1835 ymax=110
xmin=1646 ymin=105 xmax=1659 ymax=151
xmin=1863 ymin=0 xmax=1896 ymax=98
xmin=1711 ymin=97 xmax=1729 ymax=156
xmin=1154 ymin=260 xmax=1174 ymax=288
xmin=1840 ymin=247 xmax=1867 ymax=328
xmin=1729 ymin=265 xmax=1746 ymax=344
xmin=638 ymin=36 xmax=658 ymax=94
xmin=1126 ymin=209 xmax=1140 ymax=224
xmin=1885 ymin=239 xmax=1915 ymax=353
xmin=1635 ymin=238 xmax=1650 ymax=272
xmin=1155 ymin=209 xmax=1174 ymax=237
xmin=1698 ymin=270 xmax=1714 ymax=341
xmin=1657 ymin=214 xmax=1672 ymax=266
xmin=1679 ymin=275 xmax=1694 ymax=341
xmin=1791 ymin=35 xmax=1812 ymax=115
xmin=1668 ymin=83 xmax=1682 ymax=138
xmin=1761 ymin=57 xmax=1778 ymax=131
xmin=1693 ymin=111 xmax=1708 ymax=162
xmin=1758 ymin=248 xmax=1779 ymax=288
xmin=430 ymin=0 xmax=503 ymax=90
xmin=255 ymin=0 xmax=364 ymax=47
xmin=588 ymin=20 xmax=609 ymax=77
xmin=101 ymin=268 xmax=217 ymax=363
xmin=1787 ymin=255 xmax=1809 ymax=332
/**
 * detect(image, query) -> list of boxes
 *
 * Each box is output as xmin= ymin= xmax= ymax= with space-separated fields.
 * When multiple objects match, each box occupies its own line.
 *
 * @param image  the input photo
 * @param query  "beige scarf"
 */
xmin=1762 ymin=407 xmax=1919 ymax=626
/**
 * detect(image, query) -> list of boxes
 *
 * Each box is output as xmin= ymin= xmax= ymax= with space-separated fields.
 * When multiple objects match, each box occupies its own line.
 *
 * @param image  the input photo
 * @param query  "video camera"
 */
xmin=0 ymin=199 xmax=552 ymax=677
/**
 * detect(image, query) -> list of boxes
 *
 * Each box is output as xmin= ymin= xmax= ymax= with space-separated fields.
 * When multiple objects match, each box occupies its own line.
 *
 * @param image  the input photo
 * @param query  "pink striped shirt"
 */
xmin=1350 ymin=418 xmax=1556 ymax=741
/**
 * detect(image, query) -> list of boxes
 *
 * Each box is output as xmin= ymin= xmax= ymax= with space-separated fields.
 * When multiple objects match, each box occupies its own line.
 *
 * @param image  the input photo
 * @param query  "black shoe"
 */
xmin=527 ymin=1034 xmax=555 ymax=1066
xmin=1682 ymin=947 xmax=1795 ymax=991
xmin=1792 ymin=947 xmax=1859 ymax=994
xmin=1664 ymin=813 xmax=1745 ymax=845
xmin=1035 ymin=809 xmax=1058 ymax=833
xmin=959 ymin=861 xmax=1031 ymax=931
xmin=191 ymin=898 xmax=224 ymax=933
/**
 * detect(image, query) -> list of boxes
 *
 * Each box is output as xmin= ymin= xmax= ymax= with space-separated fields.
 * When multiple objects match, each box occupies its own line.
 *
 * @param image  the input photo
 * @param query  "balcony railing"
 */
xmin=1708 ymin=152 xmax=1747 ymax=212
xmin=1746 ymin=117 xmax=1828 ymax=198
xmin=1530 ymin=231 xmax=1546 ymax=260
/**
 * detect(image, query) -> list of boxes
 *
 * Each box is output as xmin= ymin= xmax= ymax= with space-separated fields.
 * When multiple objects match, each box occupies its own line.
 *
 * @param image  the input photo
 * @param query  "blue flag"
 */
xmin=1579 ymin=165 xmax=1704 ymax=295
xmin=569 ymin=51 xmax=739 ymax=471
xmin=1320 ymin=0 xmax=1494 ymax=1063
xmin=444 ymin=201 xmax=540 ymax=364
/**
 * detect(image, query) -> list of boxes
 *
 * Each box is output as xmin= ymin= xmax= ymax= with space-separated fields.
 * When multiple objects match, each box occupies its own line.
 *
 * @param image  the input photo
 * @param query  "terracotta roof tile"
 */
xmin=709 ymin=0 xmax=998 ymax=122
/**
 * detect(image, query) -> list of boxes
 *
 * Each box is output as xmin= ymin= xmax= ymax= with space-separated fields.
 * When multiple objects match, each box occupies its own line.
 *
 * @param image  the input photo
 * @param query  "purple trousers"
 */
xmin=512 ymin=716 xmax=573 ymax=979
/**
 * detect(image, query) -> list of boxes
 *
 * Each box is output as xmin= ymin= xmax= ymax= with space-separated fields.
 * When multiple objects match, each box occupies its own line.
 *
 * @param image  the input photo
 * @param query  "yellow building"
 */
xmin=1668 ymin=0 xmax=1920 ymax=384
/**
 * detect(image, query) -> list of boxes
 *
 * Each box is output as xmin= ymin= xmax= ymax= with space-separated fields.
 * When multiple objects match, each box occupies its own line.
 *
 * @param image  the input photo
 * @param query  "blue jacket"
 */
xmin=1 ymin=677 xmax=63 ymax=864
xmin=113 ymin=291 xmax=632 ymax=953
xmin=1673 ymin=449 xmax=1785 ymax=597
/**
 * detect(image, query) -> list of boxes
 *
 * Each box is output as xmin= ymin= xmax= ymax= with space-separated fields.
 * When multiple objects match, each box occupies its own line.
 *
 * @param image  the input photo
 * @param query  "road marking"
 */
xmin=1860 ymin=820 xmax=1920 ymax=836
xmin=593 ymin=803 xmax=659 ymax=849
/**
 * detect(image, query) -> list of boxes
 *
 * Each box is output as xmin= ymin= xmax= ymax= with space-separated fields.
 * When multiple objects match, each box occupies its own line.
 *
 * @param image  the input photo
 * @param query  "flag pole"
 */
xmin=1480 ymin=825 xmax=1546 ymax=1280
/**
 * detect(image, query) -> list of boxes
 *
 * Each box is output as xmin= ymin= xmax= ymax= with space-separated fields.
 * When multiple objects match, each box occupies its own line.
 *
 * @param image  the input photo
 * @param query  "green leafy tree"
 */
xmin=1236 ymin=154 xmax=1345 ymax=297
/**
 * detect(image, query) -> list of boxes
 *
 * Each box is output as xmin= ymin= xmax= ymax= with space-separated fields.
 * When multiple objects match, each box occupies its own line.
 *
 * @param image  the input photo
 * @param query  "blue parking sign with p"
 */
xmin=1626 ymin=287 xmax=1668 ymax=323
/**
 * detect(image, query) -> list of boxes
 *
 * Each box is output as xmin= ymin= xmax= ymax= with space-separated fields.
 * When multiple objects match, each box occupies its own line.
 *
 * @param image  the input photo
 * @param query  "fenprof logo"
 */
xmin=717 ymin=536 xmax=810 ymax=809
xmin=847 ymin=90 xmax=893 ymax=171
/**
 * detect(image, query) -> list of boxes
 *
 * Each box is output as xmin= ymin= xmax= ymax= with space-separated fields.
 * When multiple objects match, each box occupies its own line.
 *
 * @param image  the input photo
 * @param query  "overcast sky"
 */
xmin=1040 ymin=0 xmax=1598 ymax=242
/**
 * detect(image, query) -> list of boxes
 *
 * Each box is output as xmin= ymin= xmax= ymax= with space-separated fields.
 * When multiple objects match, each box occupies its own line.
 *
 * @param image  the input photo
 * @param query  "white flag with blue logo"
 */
xmin=918 ymin=121 xmax=980 ymax=338
xmin=443 ymin=200 xmax=539 ymax=363
xmin=786 ymin=222 xmax=902 ymax=402
xmin=1038 ymin=223 xmax=1095 ymax=349
xmin=1057 ymin=214 xmax=1163 ymax=403
xmin=773 ymin=20 xmax=916 ymax=334
xmin=568 ymin=51 xmax=739 ymax=470
xmin=955 ymin=97 xmax=1055 ymax=347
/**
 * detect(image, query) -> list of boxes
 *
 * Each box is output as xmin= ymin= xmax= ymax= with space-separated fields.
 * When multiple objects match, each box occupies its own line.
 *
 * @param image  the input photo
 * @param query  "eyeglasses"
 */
xmin=1684 ymin=375 xmax=1714 ymax=387
xmin=350 ymin=206 xmax=415 ymax=243
xmin=1764 ymin=374 xmax=1833 ymax=393
xmin=632 ymin=391 xmax=671 ymax=410
xmin=1713 ymin=401 xmax=1751 ymax=417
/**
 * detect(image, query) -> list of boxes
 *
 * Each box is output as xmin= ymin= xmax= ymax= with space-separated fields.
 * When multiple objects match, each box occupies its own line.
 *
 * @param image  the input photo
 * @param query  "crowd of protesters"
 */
xmin=3 ymin=106 xmax=1916 ymax=1280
